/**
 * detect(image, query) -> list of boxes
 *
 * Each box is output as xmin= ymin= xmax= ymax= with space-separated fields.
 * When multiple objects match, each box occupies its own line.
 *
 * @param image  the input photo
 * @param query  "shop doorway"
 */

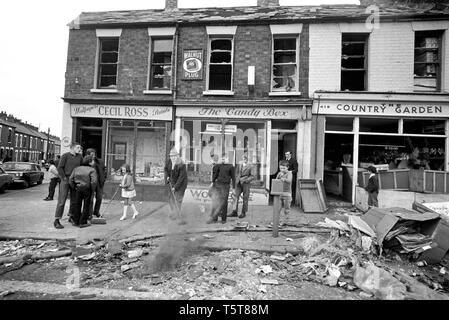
xmin=77 ymin=118 xmax=103 ymax=159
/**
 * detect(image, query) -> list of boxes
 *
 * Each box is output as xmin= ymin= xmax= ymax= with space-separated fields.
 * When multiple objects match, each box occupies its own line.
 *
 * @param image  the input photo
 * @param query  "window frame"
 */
xmin=414 ymin=30 xmax=444 ymax=92
xmin=205 ymin=36 xmax=234 ymax=93
xmin=341 ymin=33 xmax=369 ymax=91
xmin=96 ymin=37 xmax=120 ymax=90
xmin=148 ymin=37 xmax=174 ymax=92
xmin=271 ymin=35 xmax=300 ymax=93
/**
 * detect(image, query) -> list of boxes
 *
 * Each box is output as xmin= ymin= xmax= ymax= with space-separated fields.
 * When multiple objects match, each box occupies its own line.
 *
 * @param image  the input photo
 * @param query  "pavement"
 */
xmin=0 ymin=168 xmax=352 ymax=251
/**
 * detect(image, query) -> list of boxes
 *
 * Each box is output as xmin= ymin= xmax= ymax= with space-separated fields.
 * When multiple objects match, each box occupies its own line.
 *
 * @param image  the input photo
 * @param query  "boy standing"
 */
xmin=366 ymin=166 xmax=379 ymax=208
xmin=275 ymin=160 xmax=292 ymax=226
xmin=69 ymin=155 xmax=98 ymax=228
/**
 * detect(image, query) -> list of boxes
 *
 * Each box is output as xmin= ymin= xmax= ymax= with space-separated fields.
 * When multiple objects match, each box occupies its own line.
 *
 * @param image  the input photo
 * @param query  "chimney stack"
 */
xmin=257 ymin=0 xmax=279 ymax=7
xmin=165 ymin=0 xmax=178 ymax=11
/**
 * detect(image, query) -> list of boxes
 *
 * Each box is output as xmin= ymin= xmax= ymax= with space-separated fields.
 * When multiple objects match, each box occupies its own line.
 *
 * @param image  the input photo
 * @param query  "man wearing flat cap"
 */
xmin=164 ymin=148 xmax=188 ymax=220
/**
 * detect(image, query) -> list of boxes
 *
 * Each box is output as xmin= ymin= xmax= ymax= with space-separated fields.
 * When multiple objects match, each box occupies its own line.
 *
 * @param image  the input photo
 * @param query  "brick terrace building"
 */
xmin=62 ymin=0 xmax=449 ymax=203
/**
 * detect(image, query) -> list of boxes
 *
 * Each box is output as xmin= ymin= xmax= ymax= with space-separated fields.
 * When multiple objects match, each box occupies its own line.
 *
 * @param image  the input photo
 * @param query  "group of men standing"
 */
xmin=52 ymin=142 xmax=106 ymax=229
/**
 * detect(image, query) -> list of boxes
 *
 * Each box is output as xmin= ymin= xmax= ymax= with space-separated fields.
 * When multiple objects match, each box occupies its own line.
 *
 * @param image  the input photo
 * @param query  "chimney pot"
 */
xmin=165 ymin=0 xmax=178 ymax=11
xmin=257 ymin=0 xmax=279 ymax=7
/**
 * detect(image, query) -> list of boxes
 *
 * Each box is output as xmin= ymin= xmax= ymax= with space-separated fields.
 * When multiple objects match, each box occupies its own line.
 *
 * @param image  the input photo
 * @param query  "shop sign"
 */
xmin=314 ymin=101 xmax=448 ymax=117
xmin=176 ymin=106 xmax=303 ymax=119
xmin=206 ymin=124 xmax=237 ymax=133
xmin=70 ymin=105 xmax=172 ymax=121
xmin=183 ymin=186 xmax=269 ymax=205
xmin=182 ymin=49 xmax=203 ymax=80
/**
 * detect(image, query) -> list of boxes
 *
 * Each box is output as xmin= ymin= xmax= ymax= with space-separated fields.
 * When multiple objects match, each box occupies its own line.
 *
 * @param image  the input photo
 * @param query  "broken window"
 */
xmin=272 ymin=37 xmax=297 ymax=92
xmin=414 ymin=31 xmax=443 ymax=92
xmin=208 ymin=38 xmax=233 ymax=91
xmin=150 ymin=38 xmax=173 ymax=90
xmin=341 ymin=33 xmax=368 ymax=91
xmin=98 ymin=38 xmax=119 ymax=89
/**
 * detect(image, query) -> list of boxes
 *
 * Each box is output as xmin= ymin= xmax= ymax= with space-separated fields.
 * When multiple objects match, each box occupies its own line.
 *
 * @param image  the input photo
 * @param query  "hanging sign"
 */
xmin=182 ymin=49 xmax=203 ymax=80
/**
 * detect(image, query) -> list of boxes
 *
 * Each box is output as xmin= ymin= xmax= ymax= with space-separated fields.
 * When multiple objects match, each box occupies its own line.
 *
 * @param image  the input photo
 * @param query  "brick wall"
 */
xmin=65 ymin=24 xmax=310 ymax=102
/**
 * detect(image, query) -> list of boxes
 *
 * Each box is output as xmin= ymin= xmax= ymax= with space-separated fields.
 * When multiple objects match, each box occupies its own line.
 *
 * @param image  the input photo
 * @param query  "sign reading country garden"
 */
xmin=182 ymin=49 xmax=203 ymax=80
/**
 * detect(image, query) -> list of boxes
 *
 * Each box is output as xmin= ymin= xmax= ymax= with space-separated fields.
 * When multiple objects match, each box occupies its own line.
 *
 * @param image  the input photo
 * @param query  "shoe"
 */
xmin=79 ymin=223 xmax=90 ymax=228
xmin=68 ymin=217 xmax=76 ymax=226
xmin=221 ymin=220 xmax=226 ymax=224
xmin=132 ymin=212 xmax=139 ymax=219
xmin=43 ymin=197 xmax=52 ymax=201
xmin=206 ymin=219 xmax=217 ymax=224
xmin=238 ymin=212 xmax=246 ymax=219
xmin=227 ymin=211 xmax=238 ymax=217
xmin=54 ymin=220 xmax=64 ymax=229
xmin=93 ymin=213 xmax=101 ymax=218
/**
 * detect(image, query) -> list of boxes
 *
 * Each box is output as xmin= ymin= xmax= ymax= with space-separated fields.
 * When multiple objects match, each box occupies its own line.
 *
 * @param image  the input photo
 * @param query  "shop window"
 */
xmin=181 ymin=119 xmax=266 ymax=187
xmin=98 ymin=38 xmax=119 ymax=89
xmin=414 ymin=31 xmax=443 ymax=92
xmin=106 ymin=120 xmax=169 ymax=185
xmin=341 ymin=33 xmax=368 ymax=91
xmin=149 ymin=38 xmax=173 ymax=90
xmin=403 ymin=119 xmax=445 ymax=135
xmin=208 ymin=38 xmax=233 ymax=91
xmin=359 ymin=118 xmax=398 ymax=133
xmin=272 ymin=37 xmax=298 ymax=92
xmin=272 ymin=120 xmax=297 ymax=130
xmin=325 ymin=117 xmax=354 ymax=132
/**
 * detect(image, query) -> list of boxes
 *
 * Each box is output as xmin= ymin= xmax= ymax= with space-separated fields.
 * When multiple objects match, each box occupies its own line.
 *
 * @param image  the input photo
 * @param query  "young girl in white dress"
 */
xmin=119 ymin=164 xmax=139 ymax=220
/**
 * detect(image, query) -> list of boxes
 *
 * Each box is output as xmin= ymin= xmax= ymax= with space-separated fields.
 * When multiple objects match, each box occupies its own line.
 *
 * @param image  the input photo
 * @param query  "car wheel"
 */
xmin=23 ymin=180 xmax=29 ymax=189
xmin=37 ymin=177 xmax=43 ymax=185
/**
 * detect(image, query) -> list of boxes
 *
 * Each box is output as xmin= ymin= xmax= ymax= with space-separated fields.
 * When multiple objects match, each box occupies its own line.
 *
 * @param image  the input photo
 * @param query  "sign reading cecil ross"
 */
xmin=182 ymin=49 xmax=203 ymax=80
xmin=70 ymin=105 xmax=172 ymax=121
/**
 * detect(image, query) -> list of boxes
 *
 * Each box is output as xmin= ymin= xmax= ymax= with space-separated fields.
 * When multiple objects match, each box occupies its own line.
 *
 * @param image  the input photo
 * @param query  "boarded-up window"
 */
xmin=341 ymin=33 xmax=368 ymax=91
xmin=98 ymin=38 xmax=119 ymax=89
xmin=414 ymin=31 xmax=443 ymax=92
xmin=208 ymin=38 xmax=233 ymax=90
xmin=272 ymin=37 xmax=297 ymax=92
xmin=150 ymin=39 xmax=173 ymax=90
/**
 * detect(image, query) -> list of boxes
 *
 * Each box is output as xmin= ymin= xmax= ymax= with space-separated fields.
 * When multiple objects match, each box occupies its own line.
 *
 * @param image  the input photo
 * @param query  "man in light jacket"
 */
xmin=228 ymin=154 xmax=254 ymax=219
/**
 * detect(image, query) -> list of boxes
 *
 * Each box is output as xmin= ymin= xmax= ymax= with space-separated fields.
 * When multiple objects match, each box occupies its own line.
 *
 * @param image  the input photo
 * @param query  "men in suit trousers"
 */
xmin=284 ymin=151 xmax=298 ymax=204
xmin=207 ymin=155 xmax=235 ymax=224
xmin=164 ymin=148 xmax=188 ymax=221
xmin=228 ymin=154 xmax=254 ymax=219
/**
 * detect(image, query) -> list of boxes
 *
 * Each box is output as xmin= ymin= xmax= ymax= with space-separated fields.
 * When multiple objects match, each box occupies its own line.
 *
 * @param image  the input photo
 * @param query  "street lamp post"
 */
xmin=46 ymin=128 xmax=50 ymax=161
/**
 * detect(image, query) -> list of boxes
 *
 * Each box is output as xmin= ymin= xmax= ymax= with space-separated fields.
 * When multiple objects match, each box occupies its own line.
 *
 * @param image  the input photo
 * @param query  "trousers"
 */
xmin=232 ymin=182 xmax=250 ymax=213
xmin=54 ymin=178 xmax=77 ymax=219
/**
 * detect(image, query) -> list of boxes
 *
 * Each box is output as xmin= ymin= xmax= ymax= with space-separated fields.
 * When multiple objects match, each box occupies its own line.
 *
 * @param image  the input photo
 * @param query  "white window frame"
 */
xmin=204 ymin=26 xmax=237 ymax=95
xmin=15 ymin=133 xmax=18 ymax=147
xmin=144 ymin=27 xmax=176 ymax=95
xmin=269 ymin=24 xmax=303 ymax=96
xmin=91 ymin=29 xmax=122 ymax=93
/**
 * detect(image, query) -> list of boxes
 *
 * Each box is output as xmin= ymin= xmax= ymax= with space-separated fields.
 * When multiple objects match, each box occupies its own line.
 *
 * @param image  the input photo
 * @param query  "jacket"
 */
xmin=120 ymin=174 xmax=135 ymax=191
xmin=235 ymin=163 xmax=255 ymax=185
xmin=285 ymin=157 xmax=298 ymax=175
xmin=69 ymin=165 xmax=97 ymax=192
xmin=165 ymin=159 xmax=188 ymax=192
xmin=58 ymin=152 xmax=83 ymax=178
xmin=93 ymin=158 xmax=107 ymax=188
xmin=213 ymin=163 xmax=235 ymax=188
xmin=366 ymin=174 xmax=379 ymax=193
xmin=48 ymin=164 xmax=60 ymax=180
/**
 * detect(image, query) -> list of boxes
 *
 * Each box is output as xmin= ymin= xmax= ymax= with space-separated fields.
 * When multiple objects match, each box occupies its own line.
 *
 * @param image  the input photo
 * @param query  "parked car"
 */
xmin=0 ymin=166 xmax=13 ymax=193
xmin=2 ymin=162 xmax=44 ymax=188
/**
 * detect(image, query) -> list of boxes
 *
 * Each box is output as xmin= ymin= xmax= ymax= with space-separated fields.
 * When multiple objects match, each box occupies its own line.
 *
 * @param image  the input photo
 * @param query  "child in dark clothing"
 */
xmin=69 ymin=155 xmax=98 ymax=228
xmin=365 ymin=166 xmax=379 ymax=208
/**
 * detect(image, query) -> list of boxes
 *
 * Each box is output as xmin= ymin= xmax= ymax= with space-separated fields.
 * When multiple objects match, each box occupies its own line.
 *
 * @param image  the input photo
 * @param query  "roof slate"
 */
xmin=70 ymin=3 xmax=449 ymax=28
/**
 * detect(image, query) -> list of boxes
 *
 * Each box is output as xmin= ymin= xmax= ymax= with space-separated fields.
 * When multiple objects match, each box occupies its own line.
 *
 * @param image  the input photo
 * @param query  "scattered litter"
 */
xmin=348 ymin=216 xmax=376 ymax=238
xmin=361 ymin=236 xmax=373 ymax=253
xmin=317 ymin=218 xmax=350 ymax=232
xmin=78 ymin=253 xmax=96 ymax=261
xmin=416 ymin=261 xmax=427 ymax=267
xmin=72 ymin=294 xmax=96 ymax=300
xmin=121 ymin=265 xmax=132 ymax=272
xmin=255 ymin=265 xmax=273 ymax=274
xmin=0 ymin=291 xmax=14 ymax=298
xmin=260 ymin=279 xmax=279 ymax=285
xmin=270 ymin=254 xmax=287 ymax=261
xmin=127 ymin=248 xmax=143 ymax=259
xmin=440 ymin=267 xmax=446 ymax=275
xmin=220 ymin=278 xmax=237 ymax=286
xmin=202 ymin=234 xmax=215 ymax=239
xmin=285 ymin=238 xmax=294 ymax=242
xmin=359 ymin=292 xmax=373 ymax=298
xmin=259 ymin=285 xmax=267 ymax=293
xmin=325 ymin=264 xmax=341 ymax=287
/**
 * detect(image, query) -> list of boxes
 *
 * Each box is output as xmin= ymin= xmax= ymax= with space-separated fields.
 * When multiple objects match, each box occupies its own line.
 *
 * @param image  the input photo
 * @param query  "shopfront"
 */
xmin=174 ymin=104 xmax=310 ymax=205
xmin=68 ymin=104 xmax=173 ymax=201
xmin=314 ymin=92 xmax=449 ymax=204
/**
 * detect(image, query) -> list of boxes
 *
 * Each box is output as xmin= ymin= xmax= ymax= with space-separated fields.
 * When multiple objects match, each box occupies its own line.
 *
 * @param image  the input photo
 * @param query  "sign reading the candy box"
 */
xmin=177 ymin=106 xmax=303 ymax=119
xmin=182 ymin=49 xmax=203 ymax=80
xmin=70 ymin=105 xmax=172 ymax=121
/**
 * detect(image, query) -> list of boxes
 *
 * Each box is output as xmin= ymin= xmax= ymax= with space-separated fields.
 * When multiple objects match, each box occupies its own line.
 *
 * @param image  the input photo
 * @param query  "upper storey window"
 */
xmin=341 ymin=33 xmax=369 ymax=91
xmin=98 ymin=38 xmax=119 ymax=89
xmin=414 ymin=30 xmax=443 ymax=92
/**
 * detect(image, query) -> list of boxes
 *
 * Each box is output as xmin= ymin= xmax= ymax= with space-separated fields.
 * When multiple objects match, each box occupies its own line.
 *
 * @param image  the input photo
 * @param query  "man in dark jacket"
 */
xmin=284 ymin=151 xmax=298 ymax=205
xmin=69 ymin=155 xmax=98 ymax=228
xmin=365 ymin=166 xmax=379 ymax=208
xmin=53 ymin=142 xmax=83 ymax=229
xmin=165 ymin=148 xmax=188 ymax=221
xmin=207 ymin=155 xmax=235 ymax=224
xmin=86 ymin=148 xmax=107 ymax=219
